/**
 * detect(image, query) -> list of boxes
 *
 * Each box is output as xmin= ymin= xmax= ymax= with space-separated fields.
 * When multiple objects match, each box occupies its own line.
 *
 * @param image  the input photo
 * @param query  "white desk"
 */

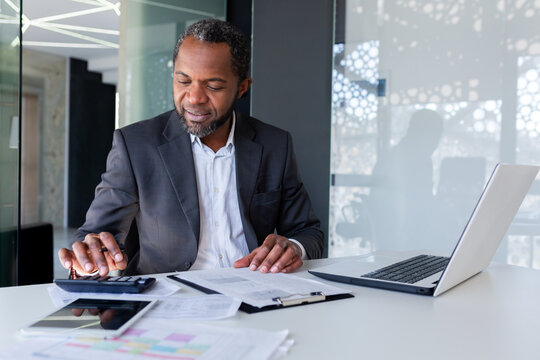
xmin=1 ymin=255 xmax=539 ymax=360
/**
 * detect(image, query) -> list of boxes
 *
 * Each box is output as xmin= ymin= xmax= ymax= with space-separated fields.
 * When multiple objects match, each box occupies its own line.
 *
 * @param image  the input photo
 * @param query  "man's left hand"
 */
xmin=233 ymin=234 xmax=303 ymax=273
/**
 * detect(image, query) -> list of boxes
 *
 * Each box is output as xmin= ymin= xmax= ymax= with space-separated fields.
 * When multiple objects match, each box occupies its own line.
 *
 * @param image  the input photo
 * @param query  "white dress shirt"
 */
xmin=189 ymin=112 xmax=306 ymax=270
xmin=189 ymin=113 xmax=250 ymax=270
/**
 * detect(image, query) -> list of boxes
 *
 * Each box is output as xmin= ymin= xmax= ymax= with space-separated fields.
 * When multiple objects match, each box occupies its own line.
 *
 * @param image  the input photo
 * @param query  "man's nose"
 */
xmin=187 ymin=83 xmax=208 ymax=104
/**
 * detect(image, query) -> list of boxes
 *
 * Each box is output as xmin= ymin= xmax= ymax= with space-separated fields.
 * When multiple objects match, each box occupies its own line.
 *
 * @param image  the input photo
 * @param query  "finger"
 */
xmin=288 ymin=242 xmax=302 ymax=258
xmin=99 ymin=243 xmax=128 ymax=272
xmin=99 ymin=232 xmax=126 ymax=267
xmin=72 ymin=240 xmax=96 ymax=273
xmin=259 ymin=241 xmax=289 ymax=273
xmin=87 ymin=308 xmax=100 ymax=316
xmin=281 ymin=257 xmax=303 ymax=273
xmin=249 ymin=245 xmax=272 ymax=271
xmin=58 ymin=248 xmax=76 ymax=269
xmin=263 ymin=233 xmax=279 ymax=244
xmin=70 ymin=260 xmax=88 ymax=275
xmin=104 ymin=252 xmax=120 ymax=272
xmin=268 ymin=246 xmax=299 ymax=273
xmin=233 ymin=254 xmax=252 ymax=268
xmin=86 ymin=238 xmax=111 ymax=277
xmin=79 ymin=234 xmax=109 ymax=275
xmin=58 ymin=248 xmax=86 ymax=275
xmin=71 ymin=308 xmax=84 ymax=317
xmin=99 ymin=309 xmax=117 ymax=324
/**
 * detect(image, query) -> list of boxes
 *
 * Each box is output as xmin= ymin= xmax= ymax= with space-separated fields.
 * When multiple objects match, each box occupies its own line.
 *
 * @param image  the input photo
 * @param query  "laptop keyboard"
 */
xmin=362 ymin=255 xmax=450 ymax=284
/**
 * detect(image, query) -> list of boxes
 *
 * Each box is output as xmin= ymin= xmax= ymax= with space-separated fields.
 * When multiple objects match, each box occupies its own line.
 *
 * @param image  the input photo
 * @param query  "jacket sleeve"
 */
xmin=72 ymin=129 xmax=139 ymax=247
xmin=276 ymin=132 xmax=325 ymax=259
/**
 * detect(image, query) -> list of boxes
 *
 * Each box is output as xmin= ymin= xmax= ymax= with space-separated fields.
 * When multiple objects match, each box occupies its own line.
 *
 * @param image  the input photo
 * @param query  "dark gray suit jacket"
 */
xmin=74 ymin=110 xmax=324 ymax=275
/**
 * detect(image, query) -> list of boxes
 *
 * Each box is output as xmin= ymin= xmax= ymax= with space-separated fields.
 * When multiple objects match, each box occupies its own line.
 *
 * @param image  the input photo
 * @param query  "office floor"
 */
xmin=52 ymin=227 xmax=75 ymax=279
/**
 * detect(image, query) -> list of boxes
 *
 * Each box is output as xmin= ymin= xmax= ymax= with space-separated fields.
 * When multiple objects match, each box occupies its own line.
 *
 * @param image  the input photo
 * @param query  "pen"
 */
xmin=99 ymin=246 xmax=126 ymax=253
xmin=69 ymin=266 xmax=78 ymax=279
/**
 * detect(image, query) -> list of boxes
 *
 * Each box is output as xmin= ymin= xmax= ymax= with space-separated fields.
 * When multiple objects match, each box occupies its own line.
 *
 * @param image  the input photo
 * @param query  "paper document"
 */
xmin=1 ymin=318 xmax=291 ymax=360
xmin=270 ymin=338 xmax=295 ymax=360
xmin=146 ymin=294 xmax=241 ymax=320
xmin=48 ymin=278 xmax=181 ymax=307
xmin=171 ymin=267 xmax=351 ymax=308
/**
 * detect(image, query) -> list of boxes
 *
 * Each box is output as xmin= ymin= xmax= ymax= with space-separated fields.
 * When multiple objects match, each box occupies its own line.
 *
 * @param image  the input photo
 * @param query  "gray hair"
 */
xmin=173 ymin=19 xmax=250 ymax=81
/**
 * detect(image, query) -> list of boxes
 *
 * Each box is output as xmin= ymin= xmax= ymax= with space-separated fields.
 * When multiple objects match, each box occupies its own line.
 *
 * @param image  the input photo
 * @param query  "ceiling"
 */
xmin=1 ymin=0 xmax=225 ymax=85
xmin=1 ymin=0 xmax=120 ymax=83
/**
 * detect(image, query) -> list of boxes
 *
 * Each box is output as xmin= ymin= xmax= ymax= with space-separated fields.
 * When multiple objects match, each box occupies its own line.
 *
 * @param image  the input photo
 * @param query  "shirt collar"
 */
xmin=190 ymin=111 xmax=236 ymax=150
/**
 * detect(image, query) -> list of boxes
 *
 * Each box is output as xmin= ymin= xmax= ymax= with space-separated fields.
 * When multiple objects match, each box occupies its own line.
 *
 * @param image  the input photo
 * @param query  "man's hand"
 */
xmin=71 ymin=308 xmax=118 ymax=325
xmin=233 ymin=234 xmax=303 ymax=273
xmin=58 ymin=232 xmax=128 ymax=277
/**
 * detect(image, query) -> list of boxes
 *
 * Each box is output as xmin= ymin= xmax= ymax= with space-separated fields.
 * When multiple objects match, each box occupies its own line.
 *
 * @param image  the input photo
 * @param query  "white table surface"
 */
xmin=1 ymin=255 xmax=539 ymax=360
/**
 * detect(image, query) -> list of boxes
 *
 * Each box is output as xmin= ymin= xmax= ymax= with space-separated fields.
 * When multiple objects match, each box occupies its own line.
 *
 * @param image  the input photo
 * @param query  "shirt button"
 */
xmin=214 ymin=187 xmax=219 ymax=193
xmin=219 ymin=254 xmax=223 ymax=259
xmin=215 ymin=221 xmax=219 ymax=227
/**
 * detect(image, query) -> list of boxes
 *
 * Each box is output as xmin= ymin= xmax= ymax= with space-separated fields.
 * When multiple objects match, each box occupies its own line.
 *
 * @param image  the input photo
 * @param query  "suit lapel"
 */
xmin=158 ymin=111 xmax=200 ymax=243
xmin=234 ymin=112 xmax=262 ymax=250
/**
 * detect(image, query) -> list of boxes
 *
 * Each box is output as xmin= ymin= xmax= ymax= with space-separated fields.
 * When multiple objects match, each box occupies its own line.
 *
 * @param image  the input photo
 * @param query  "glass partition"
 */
xmin=330 ymin=0 xmax=540 ymax=269
xmin=0 ymin=0 xmax=21 ymax=286
xmin=119 ymin=0 xmax=226 ymax=127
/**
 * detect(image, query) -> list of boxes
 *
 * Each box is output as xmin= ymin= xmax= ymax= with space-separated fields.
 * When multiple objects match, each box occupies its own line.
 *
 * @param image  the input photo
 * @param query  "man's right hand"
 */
xmin=58 ymin=232 xmax=128 ymax=277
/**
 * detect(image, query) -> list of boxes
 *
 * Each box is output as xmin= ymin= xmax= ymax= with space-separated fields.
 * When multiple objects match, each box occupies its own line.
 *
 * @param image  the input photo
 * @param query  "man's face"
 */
xmin=173 ymin=36 xmax=251 ymax=137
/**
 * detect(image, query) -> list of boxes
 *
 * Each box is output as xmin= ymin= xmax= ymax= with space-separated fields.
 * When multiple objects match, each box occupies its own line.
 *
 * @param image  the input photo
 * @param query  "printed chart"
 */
xmin=40 ymin=328 xmax=212 ymax=359
xmin=10 ymin=319 xmax=289 ymax=360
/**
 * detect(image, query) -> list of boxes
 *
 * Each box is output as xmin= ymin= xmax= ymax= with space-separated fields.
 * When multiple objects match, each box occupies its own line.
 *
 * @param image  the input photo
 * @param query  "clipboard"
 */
xmin=167 ymin=274 xmax=354 ymax=314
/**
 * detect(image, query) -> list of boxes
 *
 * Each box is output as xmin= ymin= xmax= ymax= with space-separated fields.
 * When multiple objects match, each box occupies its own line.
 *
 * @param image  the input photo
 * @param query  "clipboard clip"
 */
xmin=272 ymin=291 xmax=326 ymax=307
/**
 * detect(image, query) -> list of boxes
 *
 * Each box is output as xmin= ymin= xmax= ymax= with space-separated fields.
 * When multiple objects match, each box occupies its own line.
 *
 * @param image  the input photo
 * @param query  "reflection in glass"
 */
xmin=0 ymin=0 xmax=21 ymax=286
xmin=369 ymin=109 xmax=443 ymax=251
xmin=119 ymin=0 xmax=226 ymax=128
xmin=330 ymin=0 xmax=540 ymax=268
xmin=29 ymin=298 xmax=151 ymax=331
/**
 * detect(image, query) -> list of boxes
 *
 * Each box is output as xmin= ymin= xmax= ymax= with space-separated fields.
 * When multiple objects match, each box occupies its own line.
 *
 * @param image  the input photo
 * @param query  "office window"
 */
xmin=330 ymin=0 xmax=540 ymax=268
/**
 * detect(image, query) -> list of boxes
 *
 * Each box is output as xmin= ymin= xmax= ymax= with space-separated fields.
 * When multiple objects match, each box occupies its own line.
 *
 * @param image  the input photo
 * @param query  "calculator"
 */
xmin=55 ymin=275 xmax=156 ymax=294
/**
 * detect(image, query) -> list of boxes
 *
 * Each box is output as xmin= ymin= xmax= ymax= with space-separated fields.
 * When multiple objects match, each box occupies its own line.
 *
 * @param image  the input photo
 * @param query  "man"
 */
xmin=58 ymin=19 xmax=324 ymax=277
xmin=369 ymin=109 xmax=443 ymax=251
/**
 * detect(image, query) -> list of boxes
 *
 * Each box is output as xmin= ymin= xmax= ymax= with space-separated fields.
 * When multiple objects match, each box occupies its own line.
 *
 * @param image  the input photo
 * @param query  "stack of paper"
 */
xmin=146 ymin=294 xmax=241 ymax=320
xmin=1 ymin=318 xmax=291 ymax=360
xmin=171 ymin=267 xmax=352 ymax=309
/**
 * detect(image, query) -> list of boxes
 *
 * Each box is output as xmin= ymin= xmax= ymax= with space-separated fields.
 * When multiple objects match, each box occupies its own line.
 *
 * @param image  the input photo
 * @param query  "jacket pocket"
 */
xmin=250 ymin=189 xmax=281 ymax=235
xmin=252 ymin=188 xmax=281 ymax=206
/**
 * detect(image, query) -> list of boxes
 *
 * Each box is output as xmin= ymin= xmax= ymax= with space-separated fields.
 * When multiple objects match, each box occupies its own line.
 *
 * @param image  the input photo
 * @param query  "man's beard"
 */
xmin=177 ymin=102 xmax=235 ymax=138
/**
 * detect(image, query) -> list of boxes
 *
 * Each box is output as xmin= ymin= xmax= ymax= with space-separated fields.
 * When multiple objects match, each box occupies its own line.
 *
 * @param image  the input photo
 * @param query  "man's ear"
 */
xmin=237 ymin=77 xmax=253 ymax=99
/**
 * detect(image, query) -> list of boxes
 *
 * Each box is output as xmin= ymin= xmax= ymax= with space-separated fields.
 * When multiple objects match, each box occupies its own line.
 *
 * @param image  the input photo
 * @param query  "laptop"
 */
xmin=309 ymin=163 xmax=539 ymax=296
